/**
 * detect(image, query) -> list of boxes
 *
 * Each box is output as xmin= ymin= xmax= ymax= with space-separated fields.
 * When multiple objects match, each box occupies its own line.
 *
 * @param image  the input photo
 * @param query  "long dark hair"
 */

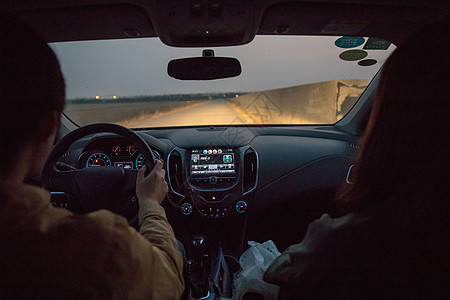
xmin=336 ymin=19 xmax=449 ymax=216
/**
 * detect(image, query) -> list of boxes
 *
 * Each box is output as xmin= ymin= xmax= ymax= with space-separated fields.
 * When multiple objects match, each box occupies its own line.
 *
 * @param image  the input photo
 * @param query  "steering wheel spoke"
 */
xmin=45 ymin=169 xmax=79 ymax=195
xmin=123 ymin=168 xmax=139 ymax=194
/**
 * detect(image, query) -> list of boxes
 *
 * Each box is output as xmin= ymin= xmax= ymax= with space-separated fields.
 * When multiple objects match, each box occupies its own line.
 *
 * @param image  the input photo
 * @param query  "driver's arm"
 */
xmin=80 ymin=204 xmax=184 ymax=300
xmin=133 ymin=160 xmax=184 ymax=298
xmin=81 ymin=161 xmax=184 ymax=299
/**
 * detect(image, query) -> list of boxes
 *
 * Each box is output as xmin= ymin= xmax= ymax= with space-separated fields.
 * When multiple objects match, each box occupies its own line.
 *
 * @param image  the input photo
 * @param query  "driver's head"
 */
xmin=0 ymin=16 xmax=65 ymax=170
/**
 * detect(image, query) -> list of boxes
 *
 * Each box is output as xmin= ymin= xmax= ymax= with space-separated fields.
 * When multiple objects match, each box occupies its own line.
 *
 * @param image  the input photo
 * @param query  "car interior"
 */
xmin=1 ymin=0 xmax=448 ymax=299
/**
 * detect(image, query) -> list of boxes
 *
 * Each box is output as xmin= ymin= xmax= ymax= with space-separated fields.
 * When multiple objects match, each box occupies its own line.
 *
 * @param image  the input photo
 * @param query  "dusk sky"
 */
xmin=50 ymin=36 xmax=396 ymax=99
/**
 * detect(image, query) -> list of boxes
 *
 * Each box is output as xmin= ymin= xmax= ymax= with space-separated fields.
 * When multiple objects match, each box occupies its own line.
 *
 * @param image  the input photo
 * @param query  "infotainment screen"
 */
xmin=190 ymin=148 xmax=235 ymax=176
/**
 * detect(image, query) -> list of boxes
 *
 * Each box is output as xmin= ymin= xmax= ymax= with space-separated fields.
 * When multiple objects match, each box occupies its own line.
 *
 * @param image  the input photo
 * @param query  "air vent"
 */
xmin=59 ymin=151 xmax=72 ymax=158
xmin=348 ymin=143 xmax=360 ymax=149
xmin=243 ymin=148 xmax=257 ymax=193
xmin=168 ymin=150 xmax=184 ymax=195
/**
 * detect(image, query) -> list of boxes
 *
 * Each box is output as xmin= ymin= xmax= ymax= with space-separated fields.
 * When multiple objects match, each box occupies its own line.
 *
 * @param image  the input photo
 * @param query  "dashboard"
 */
xmin=55 ymin=125 xmax=358 ymax=252
xmin=58 ymin=126 xmax=358 ymax=216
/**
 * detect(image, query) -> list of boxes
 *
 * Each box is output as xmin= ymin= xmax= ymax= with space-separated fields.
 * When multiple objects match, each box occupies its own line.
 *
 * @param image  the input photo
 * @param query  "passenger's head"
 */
xmin=337 ymin=19 xmax=449 ymax=213
xmin=0 ymin=16 xmax=65 ymax=172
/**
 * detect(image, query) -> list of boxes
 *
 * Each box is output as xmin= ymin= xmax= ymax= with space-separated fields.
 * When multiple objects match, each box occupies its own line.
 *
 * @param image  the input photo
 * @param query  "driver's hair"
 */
xmin=0 ymin=16 xmax=65 ymax=160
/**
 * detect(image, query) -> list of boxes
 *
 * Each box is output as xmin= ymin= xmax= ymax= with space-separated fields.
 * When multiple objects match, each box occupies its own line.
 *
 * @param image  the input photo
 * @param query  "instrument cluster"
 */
xmin=77 ymin=138 xmax=161 ymax=170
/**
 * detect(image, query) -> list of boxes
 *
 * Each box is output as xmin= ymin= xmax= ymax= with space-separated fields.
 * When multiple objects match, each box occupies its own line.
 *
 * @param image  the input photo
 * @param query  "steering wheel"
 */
xmin=41 ymin=123 xmax=155 ymax=225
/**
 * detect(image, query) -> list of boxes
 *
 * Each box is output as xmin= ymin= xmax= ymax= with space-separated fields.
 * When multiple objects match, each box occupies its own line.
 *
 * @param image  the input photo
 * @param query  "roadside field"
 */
xmin=64 ymin=99 xmax=207 ymax=126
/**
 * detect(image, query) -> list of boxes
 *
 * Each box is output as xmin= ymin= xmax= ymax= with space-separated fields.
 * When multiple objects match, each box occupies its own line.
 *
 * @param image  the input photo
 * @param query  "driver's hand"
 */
xmin=136 ymin=160 xmax=168 ymax=205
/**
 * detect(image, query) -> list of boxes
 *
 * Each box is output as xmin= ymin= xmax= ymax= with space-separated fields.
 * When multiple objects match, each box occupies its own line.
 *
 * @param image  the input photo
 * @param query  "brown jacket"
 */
xmin=0 ymin=182 xmax=184 ymax=299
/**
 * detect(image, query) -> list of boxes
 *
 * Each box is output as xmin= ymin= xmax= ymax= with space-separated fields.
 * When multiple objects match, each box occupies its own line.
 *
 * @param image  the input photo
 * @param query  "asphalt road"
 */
xmin=131 ymin=99 xmax=251 ymax=127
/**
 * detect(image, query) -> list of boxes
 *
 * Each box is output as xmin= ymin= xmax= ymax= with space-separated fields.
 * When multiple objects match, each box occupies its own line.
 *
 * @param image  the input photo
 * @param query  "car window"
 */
xmin=50 ymin=35 xmax=395 ymax=128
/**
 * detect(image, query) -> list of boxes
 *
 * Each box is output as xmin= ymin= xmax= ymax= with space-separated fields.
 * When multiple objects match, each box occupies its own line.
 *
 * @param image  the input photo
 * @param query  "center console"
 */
xmin=166 ymin=145 xmax=258 ymax=299
xmin=167 ymin=145 xmax=257 ymax=219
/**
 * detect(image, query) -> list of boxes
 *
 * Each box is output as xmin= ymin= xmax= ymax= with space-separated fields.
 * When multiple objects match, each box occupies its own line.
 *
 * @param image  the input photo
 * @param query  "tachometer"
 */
xmin=86 ymin=153 xmax=111 ymax=167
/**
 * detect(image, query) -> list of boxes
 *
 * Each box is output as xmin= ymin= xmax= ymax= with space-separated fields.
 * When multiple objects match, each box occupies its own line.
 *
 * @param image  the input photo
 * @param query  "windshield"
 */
xmin=50 ymin=36 xmax=395 ymax=128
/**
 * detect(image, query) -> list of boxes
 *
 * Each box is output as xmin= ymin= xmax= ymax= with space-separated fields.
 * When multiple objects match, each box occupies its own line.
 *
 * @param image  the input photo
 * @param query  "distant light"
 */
xmin=95 ymin=96 xmax=100 ymax=100
xmin=113 ymin=96 xmax=117 ymax=99
xmin=235 ymin=94 xmax=239 ymax=97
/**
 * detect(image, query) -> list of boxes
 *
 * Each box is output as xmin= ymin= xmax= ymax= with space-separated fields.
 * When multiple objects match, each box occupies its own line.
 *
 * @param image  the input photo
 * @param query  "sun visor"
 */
xmin=9 ymin=4 xmax=156 ymax=43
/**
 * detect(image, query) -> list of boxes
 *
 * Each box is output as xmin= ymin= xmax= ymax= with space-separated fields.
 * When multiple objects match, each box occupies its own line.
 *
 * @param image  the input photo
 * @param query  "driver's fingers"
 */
xmin=157 ymin=161 xmax=166 ymax=177
xmin=153 ymin=160 xmax=163 ymax=175
xmin=137 ymin=165 xmax=147 ymax=181
xmin=138 ymin=160 xmax=164 ymax=180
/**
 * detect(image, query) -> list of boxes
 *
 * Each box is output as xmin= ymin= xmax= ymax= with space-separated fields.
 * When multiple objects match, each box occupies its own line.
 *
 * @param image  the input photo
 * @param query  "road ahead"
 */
xmin=130 ymin=99 xmax=251 ymax=127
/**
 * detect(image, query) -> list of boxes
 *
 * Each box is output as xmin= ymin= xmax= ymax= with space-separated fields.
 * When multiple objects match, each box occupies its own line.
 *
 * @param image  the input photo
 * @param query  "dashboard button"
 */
xmin=206 ymin=195 xmax=221 ymax=201
xmin=197 ymin=206 xmax=231 ymax=218
xmin=209 ymin=176 xmax=217 ymax=184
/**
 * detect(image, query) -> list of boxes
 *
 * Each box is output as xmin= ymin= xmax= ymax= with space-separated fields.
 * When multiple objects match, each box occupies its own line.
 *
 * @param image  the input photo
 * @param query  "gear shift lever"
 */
xmin=188 ymin=234 xmax=210 ymax=299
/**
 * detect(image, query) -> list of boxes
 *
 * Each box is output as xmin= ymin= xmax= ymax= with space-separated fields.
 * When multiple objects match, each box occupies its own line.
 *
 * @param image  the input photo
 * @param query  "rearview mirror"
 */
xmin=168 ymin=56 xmax=241 ymax=80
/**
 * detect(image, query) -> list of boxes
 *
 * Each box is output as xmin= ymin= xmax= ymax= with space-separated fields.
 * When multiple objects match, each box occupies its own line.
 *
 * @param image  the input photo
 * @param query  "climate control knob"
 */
xmin=181 ymin=203 xmax=193 ymax=215
xmin=235 ymin=201 xmax=248 ymax=213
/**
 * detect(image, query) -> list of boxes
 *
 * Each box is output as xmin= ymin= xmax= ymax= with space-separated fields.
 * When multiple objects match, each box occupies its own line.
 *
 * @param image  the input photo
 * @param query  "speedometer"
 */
xmin=86 ymin=153 xmax=111 ymax=167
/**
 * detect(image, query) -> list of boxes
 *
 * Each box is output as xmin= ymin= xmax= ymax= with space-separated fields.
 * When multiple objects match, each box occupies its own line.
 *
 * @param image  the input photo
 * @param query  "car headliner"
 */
xmin=1 ymin=0 xmax=448 ymax=47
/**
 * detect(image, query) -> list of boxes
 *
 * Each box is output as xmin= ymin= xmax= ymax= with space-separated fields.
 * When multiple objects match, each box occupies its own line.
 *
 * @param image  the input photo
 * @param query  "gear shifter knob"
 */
xmin=192 ymin=234 xmax=205 ymax=259
xmin=189 ymin=234 xmax=209 ymax=299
